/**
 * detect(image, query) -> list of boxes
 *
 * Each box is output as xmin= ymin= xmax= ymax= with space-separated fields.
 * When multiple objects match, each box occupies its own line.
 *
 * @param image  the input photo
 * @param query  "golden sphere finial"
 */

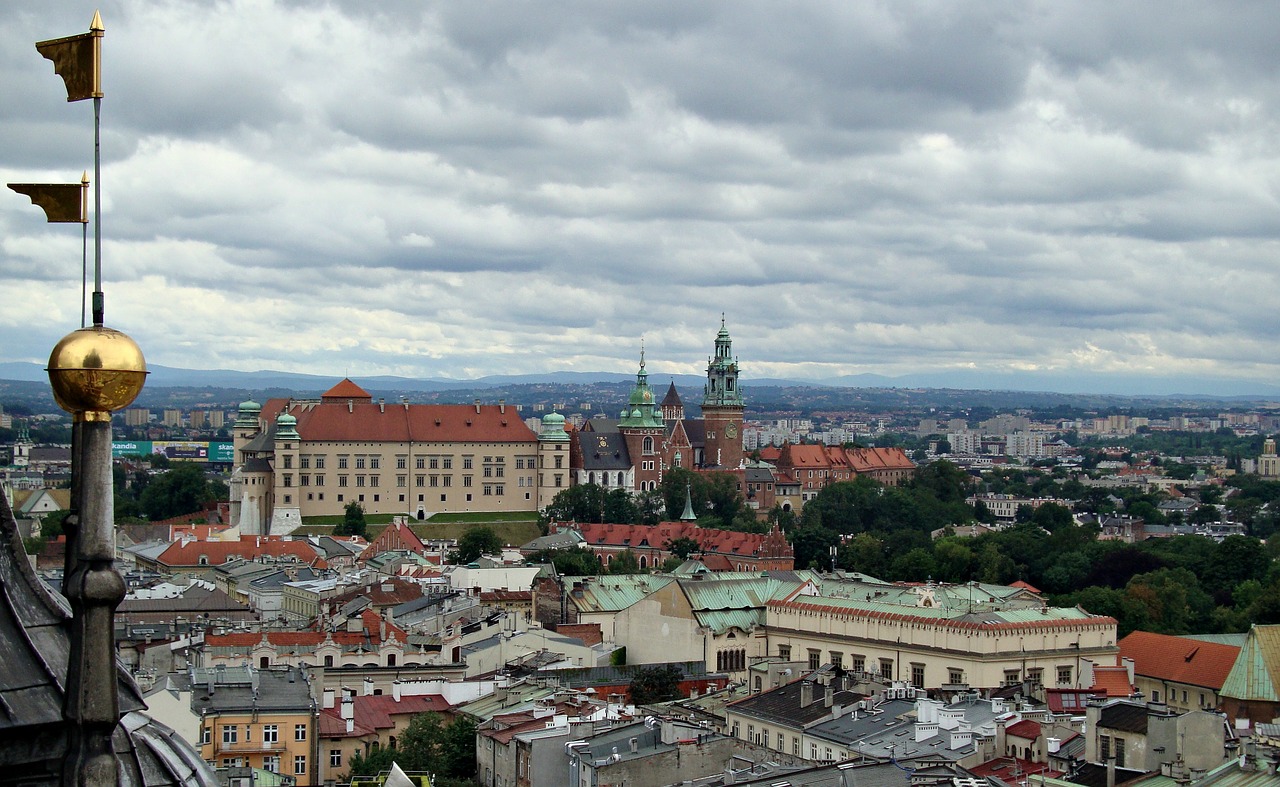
xmin=46 ymin=326 xmax=148 ymax=421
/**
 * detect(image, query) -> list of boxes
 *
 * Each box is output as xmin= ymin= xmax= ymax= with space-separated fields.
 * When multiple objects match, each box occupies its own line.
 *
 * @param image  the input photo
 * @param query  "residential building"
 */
xmin=1083 ymin=698 xmax=1232 ymax=774
xmin=1118 ymin=631 xmax=1240 ymax=713
xmin=190 ymin=665 xmax=317 ymax=779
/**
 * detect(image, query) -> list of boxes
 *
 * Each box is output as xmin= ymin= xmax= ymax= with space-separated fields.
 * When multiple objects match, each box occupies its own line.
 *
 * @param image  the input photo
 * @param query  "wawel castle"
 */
xmin=230 ymin=322 xmax=915 ymax=534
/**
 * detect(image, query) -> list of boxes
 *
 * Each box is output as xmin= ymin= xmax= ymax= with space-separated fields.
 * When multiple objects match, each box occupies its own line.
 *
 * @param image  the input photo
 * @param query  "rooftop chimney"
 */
xmin=475 ymin=399 xmax=482 ymax=414
xmin=800 ymin=680 xmax=814 ymax=708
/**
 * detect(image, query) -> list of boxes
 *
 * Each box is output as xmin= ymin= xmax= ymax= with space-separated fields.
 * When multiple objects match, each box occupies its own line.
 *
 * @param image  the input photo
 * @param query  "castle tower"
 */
xmin=701 ymin=317 xmax=745 ymax=469
xmin=537 ymin=412 xmax=572 ymax=508
xmin=268 ymin=410 xmax=302 ymax=534
xmin=618 ymin=349 xmax=665 ymax=492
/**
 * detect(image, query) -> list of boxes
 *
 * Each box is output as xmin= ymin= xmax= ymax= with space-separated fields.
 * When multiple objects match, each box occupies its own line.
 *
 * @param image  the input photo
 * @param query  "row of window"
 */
xmin=219 ymin=756 xmax=307 ymax=775
xmin=780 ymin=645 xmax=1071 ymax=688
xmin=205 ymin=723 xmax=308 ymax=745
xmin=717 ymin=648 xmax=747 ymax=672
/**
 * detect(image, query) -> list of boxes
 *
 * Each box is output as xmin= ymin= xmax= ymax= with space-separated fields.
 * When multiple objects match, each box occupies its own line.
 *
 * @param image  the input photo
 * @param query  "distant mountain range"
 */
xmin=4 ymin=360 xmax=1280 ymax=401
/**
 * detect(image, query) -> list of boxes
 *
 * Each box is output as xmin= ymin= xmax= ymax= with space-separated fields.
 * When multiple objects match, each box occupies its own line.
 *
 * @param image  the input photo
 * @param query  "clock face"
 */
xmin=597 ymin=436 xmax=609 ymax=448
xmin=725 ymin=423 xmax=738 ymax=439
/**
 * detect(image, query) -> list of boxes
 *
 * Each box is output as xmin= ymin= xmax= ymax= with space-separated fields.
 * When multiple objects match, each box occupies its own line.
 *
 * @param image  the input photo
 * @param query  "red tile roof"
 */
xmin=328 ymin=578 xmax=423 ymax=609
xmin=317 ymin=693 xmax=452 ymax=736
xmin=321 ymin=378 xmax=373 ymax=402
xmin=204 ymin=609 xmax=407 ymax=650
xmin=968 ymin=758 xmax=1061 ymax=780
xmin=1118 ymin=631 xmax=1240 ymax=690
xmin=317 ymin=711 xmax=376 ymax=739
xmin=576 ymin=521 xmax=780 ymax=557
xmin=1006 ymin=719 xmax=1041 ymax=740
xmin=157 ymin=536 xmax=324 ymax=568
xmin=262 ymin=399 xmax=536 ymax=444
xmin=1090 ymin=665 xmax=1137 ymax=697
xmin=358 ymin=520 xmax=427 ymax=561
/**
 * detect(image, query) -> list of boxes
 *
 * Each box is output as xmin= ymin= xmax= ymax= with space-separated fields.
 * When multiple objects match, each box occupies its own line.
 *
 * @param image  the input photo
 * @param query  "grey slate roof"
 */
xmin=0 ymin=484 xmax=215 ymax=787
xmin=729 ymin=676 xmax=869 ymax=728
xmin=188 ymin=665 xmax=314 ymax=714
xmin=580 ymin=432 xmax=632 ymax=470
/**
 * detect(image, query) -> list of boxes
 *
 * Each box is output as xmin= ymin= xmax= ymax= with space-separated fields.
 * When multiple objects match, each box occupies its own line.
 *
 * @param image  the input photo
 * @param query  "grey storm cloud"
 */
xmin=1 ymin=1 xmax=1279 ymax=392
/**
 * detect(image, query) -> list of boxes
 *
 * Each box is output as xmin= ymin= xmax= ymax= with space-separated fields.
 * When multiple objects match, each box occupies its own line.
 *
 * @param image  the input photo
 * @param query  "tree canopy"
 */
xmin=628 ymin=664 xmax=684 ymax=705
xmin=453 ymin=526 xmax=504 ymax=563
xmin=138 ymin=461 xmax=225 ymax=520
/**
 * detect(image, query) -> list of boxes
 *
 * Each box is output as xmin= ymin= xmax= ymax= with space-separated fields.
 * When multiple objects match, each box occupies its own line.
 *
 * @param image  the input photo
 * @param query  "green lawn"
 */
xmin=294 ymin=511 xmax=542 ymax=547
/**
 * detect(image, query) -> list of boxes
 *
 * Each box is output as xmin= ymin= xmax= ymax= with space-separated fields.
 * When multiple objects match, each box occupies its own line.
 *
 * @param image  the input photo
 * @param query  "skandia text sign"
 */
xmin=112 ymin=441 xmax=233 ymax=463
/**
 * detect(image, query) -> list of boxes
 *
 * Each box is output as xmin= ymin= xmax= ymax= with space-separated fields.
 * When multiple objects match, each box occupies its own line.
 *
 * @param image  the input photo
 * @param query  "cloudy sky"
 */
xmin=2 ymin=2 xmax=1278 ymax=393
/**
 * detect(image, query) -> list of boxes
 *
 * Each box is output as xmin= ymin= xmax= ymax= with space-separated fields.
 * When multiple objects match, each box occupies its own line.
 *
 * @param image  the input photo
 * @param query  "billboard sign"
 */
xmin=112 ymin=441 xmax=234 ymax=463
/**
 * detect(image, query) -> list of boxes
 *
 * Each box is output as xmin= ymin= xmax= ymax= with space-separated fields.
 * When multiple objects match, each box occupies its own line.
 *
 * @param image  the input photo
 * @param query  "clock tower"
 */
xmin=701 ymin=317 xmax=745 ymax=469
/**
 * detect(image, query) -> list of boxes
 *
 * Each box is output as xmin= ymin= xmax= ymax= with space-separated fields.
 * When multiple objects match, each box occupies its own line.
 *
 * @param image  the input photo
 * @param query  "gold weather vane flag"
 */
xmin=35 ymin=9 xmax=103 ymax=102
xmin=8 ymin=176 xmax=89 ymax=223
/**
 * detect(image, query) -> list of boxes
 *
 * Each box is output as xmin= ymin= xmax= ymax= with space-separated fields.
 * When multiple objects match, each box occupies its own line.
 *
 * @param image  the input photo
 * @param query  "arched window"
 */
xmin=643 ymin=437 xmax=653 ymax=454
xmin=387 ymin=654 xmax=396 ymax=667
xmin=617 ymin=472 xmax=625 ymax=486
xmin=588 ymin=472 xmax=595 ymax=484
xmin=639 ymin=555 xmax=648 ymax=569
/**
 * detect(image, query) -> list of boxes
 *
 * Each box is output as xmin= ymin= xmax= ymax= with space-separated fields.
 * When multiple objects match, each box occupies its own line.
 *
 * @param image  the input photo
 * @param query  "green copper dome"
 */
xmin=619 ymin=349 xmax=664 ymax=428
xmin=539 ymin=412 xmax=570 ymax=442
xmin=234 ymin=399 xmax=261 ymax=428
xmin=275 ymin=412 xmax=300 ymax=441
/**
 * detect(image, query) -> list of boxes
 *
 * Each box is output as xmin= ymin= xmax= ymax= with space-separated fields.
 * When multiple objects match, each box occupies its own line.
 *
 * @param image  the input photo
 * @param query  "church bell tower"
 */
xmin=701 ymin=317 xmax=744 ymax=469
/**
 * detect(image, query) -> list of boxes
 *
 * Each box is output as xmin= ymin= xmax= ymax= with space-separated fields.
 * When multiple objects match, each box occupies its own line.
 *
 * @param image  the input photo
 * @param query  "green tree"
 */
xmin=138 ymin=461 xmax=220 ymax=520
xmin=665 ymin=536 xmax=702 ymax=560
xmin=454 ymin=526 xmax=503 ymax=563
xmin=628 ymin=664 xmax=684 ymax=704
xmin=1190 ymin=505 xmax=1220 ymax=525
xmin=1205 ymin=535 xmax=1272 ymax=596
xmin=607 ymin=549 xmax=644 ymax=574
xmin=335 ymin=501 xmax=368 ymax=537
xmin=540 ymin=484 xmax=608 ymax=525
xmin=837 ymin=533 xmax=887 ymax=577
xmin=932 ymin=538 xmax=975 ymax=583
xmin=526 ymin=546 xmax=602 ymax=576
xmin=344 ymin=712 xmax=475 ymax=785
xmin=911 ymin=460 xmax=971 ymax=505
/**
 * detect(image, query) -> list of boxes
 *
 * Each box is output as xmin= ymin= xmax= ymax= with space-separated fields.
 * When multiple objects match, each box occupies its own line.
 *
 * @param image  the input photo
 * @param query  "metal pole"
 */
xmin=91 ymin=96 xmax=103 ymax=327
xmin=62 ymin=418 xmax=125 ymax=786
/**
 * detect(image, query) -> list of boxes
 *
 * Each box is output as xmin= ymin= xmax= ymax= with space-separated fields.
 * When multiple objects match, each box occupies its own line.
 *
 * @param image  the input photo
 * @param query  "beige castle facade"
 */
xmin=230 ymin=379 xmax=571 ymax=534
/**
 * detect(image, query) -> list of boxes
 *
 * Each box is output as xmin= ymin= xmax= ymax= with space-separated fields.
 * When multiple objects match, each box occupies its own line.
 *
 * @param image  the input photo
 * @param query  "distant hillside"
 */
xmin=3 ymin=362 xmax=1279 ymax=417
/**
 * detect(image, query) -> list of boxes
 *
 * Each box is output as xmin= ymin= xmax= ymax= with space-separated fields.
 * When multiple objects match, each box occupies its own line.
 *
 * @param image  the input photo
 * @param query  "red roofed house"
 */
xmin=198 ymin=608 xmax=430 ymax=671
xmin=230 ymin=378 xmax=563 ymax=534
xmin=772 ymin=442 xmax=916 ymax=504
xmin=1119 ymin=630 xmax=1240 ymax=713
xmin=357 ymin=517 xmax=427 ymax=561
xmin=568 ymin=520 xmax=793 ymax=572
xmin=318 ymin=682 xmax=453 ymax=774
xmin=136 ymin=534 xmax=326 ymax=577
